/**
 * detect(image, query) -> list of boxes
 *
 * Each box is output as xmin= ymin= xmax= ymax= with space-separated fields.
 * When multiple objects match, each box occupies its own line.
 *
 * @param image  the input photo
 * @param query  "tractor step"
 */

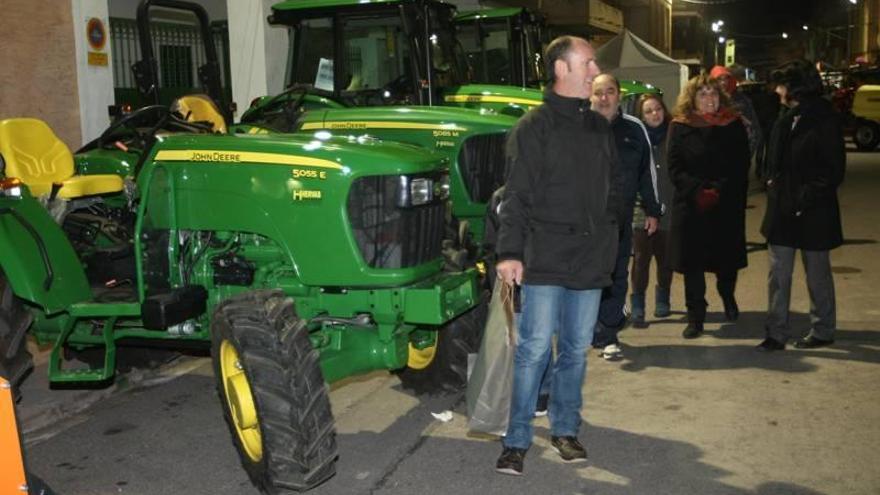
xmin=141 ymin=285 xmax=207 ymax=330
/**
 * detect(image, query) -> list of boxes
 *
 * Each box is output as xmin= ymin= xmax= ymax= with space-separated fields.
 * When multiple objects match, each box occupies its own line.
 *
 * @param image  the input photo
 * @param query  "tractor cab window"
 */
xmin=458 ymin=18 xmax=512 ymax=85
xmin=522 ymin=20 xmax=546 ymax=85
xmin=339 ymin=15 xmax=414 ymax=104
xmin=290 ymin=17 xmax=334 ymax=90
xmin=427 ymin=8 xmax=468 ymax=89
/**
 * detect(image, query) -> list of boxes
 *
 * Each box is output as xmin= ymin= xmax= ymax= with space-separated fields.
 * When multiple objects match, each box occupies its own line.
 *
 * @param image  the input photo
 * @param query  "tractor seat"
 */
xmin=172 ymin=94 xmax=227 ymax=134
xmin=0 ymin=118 xmax=124 ymax=199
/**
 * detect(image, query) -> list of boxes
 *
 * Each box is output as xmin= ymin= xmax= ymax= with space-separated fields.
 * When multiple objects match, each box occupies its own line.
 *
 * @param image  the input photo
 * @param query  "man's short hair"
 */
xmin=595 ymin=73 xmax=620 ymax=92
xmin=544 ymin=36 xmax=579 ymax=85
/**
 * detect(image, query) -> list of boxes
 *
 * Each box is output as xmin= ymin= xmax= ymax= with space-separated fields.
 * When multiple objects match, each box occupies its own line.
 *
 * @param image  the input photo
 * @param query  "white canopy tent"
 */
xmin=595 ymin=29 xmax=689 ymax=112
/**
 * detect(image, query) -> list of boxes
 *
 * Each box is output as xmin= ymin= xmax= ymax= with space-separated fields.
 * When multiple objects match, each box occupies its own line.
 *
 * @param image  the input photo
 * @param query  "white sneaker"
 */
xmin=601 ymin=343 xmax=623 ymax=360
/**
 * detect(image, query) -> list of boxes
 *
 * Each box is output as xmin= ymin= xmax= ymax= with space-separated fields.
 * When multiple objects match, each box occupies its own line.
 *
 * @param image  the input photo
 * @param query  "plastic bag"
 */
xmin=466 ymin=282 xmax=516 ymax=435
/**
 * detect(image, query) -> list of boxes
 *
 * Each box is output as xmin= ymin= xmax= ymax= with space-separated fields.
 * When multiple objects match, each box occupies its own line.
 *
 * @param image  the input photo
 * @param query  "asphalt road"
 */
xmin=24 ymin=361 xmax=465 ymax=495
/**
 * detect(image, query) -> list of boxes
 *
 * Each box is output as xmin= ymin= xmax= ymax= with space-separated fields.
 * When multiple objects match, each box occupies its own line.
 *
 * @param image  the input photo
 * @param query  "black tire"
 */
xmin=854 ymin=120 xmax=880 ymax=151
xmin=397 ymin=291 xmax=489 ymax=394
xmin=0 ymin=270 xmax=34 ymax=396
xmin=211 ymin=290 xmax=337 ymax=493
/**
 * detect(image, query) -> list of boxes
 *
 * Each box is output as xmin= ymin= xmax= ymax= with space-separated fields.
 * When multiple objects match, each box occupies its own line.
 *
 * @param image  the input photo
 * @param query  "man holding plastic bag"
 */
xmin=491 ymin=35 xmax=624 ymax=476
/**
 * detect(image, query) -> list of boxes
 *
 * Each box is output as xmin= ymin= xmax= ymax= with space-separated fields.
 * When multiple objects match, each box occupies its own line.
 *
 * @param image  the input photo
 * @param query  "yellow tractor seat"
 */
xmin=0 ymin=118 xmax=123 ymax=199
xmin=172 ymin=94 xmax=227 ymax=134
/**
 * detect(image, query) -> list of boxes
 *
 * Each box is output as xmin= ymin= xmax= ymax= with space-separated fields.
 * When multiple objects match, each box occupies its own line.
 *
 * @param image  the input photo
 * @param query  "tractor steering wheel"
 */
xmin=97 ymin=105 xmax=171 ymax=151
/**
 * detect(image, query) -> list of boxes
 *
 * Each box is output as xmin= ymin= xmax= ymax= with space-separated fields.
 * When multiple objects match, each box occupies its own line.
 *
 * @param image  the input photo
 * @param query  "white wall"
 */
xmin=109 ymin=0 xmax=228 ymax=21
xmin=71 ymin=0 xmax=116 ymax=145
xmin=227 ymin=0 xmax=287 ymax=117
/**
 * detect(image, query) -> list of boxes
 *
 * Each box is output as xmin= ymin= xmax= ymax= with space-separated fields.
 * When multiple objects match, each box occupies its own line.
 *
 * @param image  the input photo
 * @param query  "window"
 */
xmin=342 ymin=15 xmax=411 ymax=92
xmin=291 ymin=17 xmax=334 ymax=89
xmin=159 ymin=45 xmax=193 ymax=88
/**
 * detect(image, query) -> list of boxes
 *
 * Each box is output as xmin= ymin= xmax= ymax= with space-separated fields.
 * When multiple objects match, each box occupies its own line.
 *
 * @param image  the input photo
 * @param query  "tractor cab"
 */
xmin=267 ymin=0 xmax=469 ymax=108
xmin=455 ymin=7 xmax=547 ymax=89
xmin=243 ymin=0 xmax=543 ymax=119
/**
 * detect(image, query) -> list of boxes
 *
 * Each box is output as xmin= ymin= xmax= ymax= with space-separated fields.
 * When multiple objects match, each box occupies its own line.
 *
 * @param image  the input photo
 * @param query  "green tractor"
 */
xmin=2 ymin=2 xmax=489 ymax=490
xmin=250 ymin=0 xmax=660 ymax=117
xmin=0 ymin=116 xmax=484 ymax=491
xmin=238 ymin=0 xmax=659 ymax=241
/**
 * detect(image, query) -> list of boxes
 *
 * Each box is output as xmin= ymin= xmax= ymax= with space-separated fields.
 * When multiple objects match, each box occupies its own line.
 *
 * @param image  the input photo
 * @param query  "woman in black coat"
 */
xmin=667 ymin=73 xmax=751 ymax=338
xmin=756 ymin=60 xmax=845 ymax=352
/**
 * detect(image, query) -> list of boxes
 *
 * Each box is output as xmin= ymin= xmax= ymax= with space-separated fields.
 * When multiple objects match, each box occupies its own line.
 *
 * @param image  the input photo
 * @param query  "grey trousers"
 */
xmin=766 ymin=244 xmax=837 ymax=342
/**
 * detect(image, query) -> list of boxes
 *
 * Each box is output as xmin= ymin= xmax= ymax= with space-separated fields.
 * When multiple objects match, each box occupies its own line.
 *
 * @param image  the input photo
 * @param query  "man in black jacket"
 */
xmin=589 ymin=74 xmax=661 ymax=360
xmin=494 ymin=36 xmax=624 ymax=476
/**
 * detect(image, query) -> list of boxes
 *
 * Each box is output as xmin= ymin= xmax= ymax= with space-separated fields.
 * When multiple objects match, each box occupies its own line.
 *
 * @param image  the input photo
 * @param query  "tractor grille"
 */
xmin=457 ymin=133 xmax=508 ymax=203
xmin=347 ymin=174 xmax=445 ymax=269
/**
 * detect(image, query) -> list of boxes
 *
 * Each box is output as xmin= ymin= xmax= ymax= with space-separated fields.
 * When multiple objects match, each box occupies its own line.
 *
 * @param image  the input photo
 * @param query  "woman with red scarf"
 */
xmin=667 ymin=73 xmax=751 ymax=339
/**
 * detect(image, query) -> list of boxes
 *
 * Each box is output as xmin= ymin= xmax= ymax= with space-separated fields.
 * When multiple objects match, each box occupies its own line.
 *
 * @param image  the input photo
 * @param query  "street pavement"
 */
xmin=15 ymin=148 xmax=880 ymax=495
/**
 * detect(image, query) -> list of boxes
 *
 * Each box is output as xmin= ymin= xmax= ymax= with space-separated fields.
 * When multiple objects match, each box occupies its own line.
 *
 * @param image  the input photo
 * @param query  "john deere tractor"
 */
xmin=0 ymin=116 xmax=484 ymax=492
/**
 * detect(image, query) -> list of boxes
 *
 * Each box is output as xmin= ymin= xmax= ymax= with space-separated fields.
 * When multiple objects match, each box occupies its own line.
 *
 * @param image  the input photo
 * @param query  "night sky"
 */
xmin=693 ymin=0 xmax=855 ymax=71
xmin=701 ymin=0 xmax=848 ymax=35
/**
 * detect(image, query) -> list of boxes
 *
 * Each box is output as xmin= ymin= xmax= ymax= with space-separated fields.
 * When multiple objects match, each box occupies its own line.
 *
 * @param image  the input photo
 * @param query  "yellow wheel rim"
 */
xmin=219 ymin=340 xmax=262 ymax=462
xmin=407 ymin=341 xmax=438 ymax=370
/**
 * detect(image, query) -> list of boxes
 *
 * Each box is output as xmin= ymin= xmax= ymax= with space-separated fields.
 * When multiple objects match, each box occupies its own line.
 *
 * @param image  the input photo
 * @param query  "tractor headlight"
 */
xmin=410 ymin=177 xmax=432 ymax=206
xmin=395 ymin=173 xmax=448 ymax=207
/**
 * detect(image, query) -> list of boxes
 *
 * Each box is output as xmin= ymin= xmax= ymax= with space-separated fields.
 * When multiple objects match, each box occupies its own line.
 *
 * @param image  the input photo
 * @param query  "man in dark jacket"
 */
xmin=494 ymin=35 xmax=623 ymax=476
xmin=589 ymin=73 xmax=661 ymax=360
xmin=756 ymin=60 xmax=845 ymax=352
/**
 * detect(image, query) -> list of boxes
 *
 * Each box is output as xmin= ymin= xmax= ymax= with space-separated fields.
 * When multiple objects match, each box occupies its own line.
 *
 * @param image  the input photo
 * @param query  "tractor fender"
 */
xmin=0 ymin=193 xmax=90 ymax=313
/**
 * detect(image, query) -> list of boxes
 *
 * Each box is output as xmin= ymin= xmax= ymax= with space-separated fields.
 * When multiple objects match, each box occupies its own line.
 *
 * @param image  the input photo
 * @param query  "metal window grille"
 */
xmin=109 ymin=17 xmax=231 ymax=106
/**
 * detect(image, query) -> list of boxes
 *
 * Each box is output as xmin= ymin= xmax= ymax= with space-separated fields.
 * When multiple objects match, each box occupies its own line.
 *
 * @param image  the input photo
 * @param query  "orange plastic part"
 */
xmin=0 ymin=377 xmax=27 ymax=494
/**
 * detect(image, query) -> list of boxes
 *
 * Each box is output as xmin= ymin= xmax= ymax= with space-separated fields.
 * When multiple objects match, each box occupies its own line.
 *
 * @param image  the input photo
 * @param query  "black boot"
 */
xmin=682 ymin=321 xmax=704 ymax=339
xmin=630 ymin=293 xmax=647 ymax=328
xmin=654 ymin=286 xmax=671 ymax=317
xmin=722 ymin=295 xmax=739 ymax=321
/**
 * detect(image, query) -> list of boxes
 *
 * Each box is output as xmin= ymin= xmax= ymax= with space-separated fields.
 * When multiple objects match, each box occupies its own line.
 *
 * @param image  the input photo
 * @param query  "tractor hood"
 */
xmin=297 ymin=105 xmax=517 ymax=134
xmin=148 ymin=132 xmax=448 ymax=178
xmin=441 ymin=85 xmax=543 ymax=116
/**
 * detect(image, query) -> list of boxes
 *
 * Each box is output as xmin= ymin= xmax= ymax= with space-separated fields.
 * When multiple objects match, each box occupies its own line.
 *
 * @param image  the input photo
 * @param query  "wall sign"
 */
xmin=86 ymin=17 xmax=108 ymax=66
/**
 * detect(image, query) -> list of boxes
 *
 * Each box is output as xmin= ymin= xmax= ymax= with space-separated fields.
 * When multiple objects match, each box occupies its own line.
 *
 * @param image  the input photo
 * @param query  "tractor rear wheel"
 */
xmin=397 ymin=291 xmax=489 ymax=394
xmin=211 ymin=290 xmax=337 ymax=493
xmin=0 ymin=270 xmax=34 ymax=397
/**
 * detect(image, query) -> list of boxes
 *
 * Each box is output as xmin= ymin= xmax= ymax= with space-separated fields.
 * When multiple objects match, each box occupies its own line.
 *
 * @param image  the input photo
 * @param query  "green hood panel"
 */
xmin=442 ymin=85 xmax=542 ymax=117
xmin=150 ymin=132 xmax=447 ymax=176
xmin=299 ymin=105 xmax=518 ymax=131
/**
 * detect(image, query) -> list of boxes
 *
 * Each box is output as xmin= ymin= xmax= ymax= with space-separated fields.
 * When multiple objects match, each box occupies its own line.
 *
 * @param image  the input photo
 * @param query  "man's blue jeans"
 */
xmin=503 ymin=284 xmax=601 ymax=450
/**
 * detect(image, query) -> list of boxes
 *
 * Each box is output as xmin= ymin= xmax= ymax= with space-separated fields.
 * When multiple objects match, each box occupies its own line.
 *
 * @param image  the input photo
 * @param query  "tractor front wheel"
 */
xmin=397 ymin=291 xmax=489 ymax=394
xmin=0 ymin=270 xmax=34 ymax=397
xmin=211 ymin=290 xmax=337 ymax=493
